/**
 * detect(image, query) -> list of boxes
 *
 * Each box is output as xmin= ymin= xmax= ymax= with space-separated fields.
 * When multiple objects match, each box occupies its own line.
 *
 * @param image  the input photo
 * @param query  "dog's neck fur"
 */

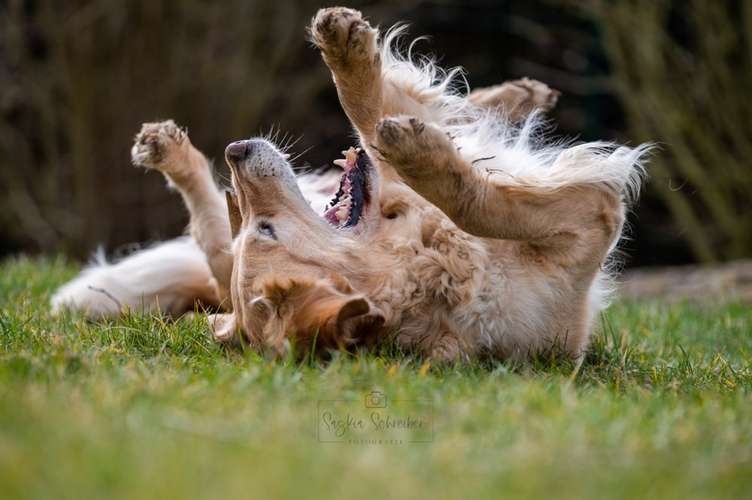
xmin=332 ymin=196 xmax=489 ymax=359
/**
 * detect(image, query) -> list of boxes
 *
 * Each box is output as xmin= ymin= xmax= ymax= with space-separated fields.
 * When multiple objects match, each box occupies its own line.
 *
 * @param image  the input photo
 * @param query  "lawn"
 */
xmin=1 ymin=256 xmax=750 ymax=500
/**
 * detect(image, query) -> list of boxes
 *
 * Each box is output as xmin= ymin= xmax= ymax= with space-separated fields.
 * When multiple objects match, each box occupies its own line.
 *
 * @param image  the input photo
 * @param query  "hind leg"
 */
xmin=468 ymin=78 xmax=560 ymax=122
xmin=131 ymin=120 xmax=233 ymax=299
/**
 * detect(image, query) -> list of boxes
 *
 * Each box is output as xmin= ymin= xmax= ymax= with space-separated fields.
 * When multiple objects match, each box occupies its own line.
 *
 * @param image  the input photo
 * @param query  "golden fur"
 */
xmin=52 ymin=7 xmax=649 ymax=363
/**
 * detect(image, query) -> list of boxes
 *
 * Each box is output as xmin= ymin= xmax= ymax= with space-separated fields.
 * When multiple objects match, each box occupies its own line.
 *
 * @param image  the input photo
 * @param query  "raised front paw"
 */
xmin=374 ymin=116 xmax=452 ymax=176
xmin=131 ymin=120 xmax=189 ymax=173
xmin=310 ymin=7 xmax=377 ymax=68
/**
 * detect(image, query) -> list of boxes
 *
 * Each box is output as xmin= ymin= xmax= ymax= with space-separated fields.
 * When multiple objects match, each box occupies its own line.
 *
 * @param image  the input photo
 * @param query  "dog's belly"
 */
xmin=462 ymin=264 xmax=573 ymax=360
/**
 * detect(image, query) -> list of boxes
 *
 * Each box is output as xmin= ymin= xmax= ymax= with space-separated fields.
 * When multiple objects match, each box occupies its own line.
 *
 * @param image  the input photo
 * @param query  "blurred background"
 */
xmin=1 ymin=0 xmax=750 ymax=270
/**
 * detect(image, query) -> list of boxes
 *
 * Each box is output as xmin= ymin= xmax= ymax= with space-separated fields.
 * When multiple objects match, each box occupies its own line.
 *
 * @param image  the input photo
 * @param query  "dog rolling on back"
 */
xmin=52 ymin=7 xmax=649 ymax=362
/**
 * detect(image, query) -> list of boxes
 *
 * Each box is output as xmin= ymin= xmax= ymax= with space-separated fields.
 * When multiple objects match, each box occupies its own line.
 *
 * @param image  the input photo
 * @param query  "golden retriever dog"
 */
xmin=52 ymin=7 xmax=649 ymax=362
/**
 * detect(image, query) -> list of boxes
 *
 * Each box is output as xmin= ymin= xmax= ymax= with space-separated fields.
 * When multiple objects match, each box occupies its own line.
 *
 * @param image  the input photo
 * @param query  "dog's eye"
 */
xmin=257 ymin=221 xmax=277 ymax=240
xmin=382 ymin=203 xmax=406 ymax=220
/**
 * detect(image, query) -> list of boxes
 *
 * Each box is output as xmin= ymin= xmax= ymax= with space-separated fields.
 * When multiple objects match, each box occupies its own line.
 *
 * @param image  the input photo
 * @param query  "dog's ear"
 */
xmin=225 ymin=190 xmax=242 ymax=239
xmin=330 ymin=295 xmax=384 ymax=346
xmin=297 ymin=292 xmax=383 ymax=349
xmin=258 ymin=276 xmax=384 ymax=352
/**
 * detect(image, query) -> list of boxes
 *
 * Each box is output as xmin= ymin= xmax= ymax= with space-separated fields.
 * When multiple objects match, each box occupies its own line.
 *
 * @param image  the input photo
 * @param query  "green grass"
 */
xmin=1 ymin=256 xmax=751 ymax=500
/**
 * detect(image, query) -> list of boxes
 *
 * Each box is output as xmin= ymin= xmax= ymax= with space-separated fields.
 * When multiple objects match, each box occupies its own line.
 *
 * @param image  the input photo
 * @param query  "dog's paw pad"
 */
xmin=375 ymin=118 xmax=405 ymax=146
xmin=376 ymin=117 xmax=427 ymax=146
xmin=374 ymin=116 xmax=455 ymax=173
xmin=347 ymin=21 xmax=376 ymax=59
xmin=131 ymin=120 xmax=188 ymax=170
xmin=408 ymin=118 xmax=425 ymax=135
xmin=311 ymin=7 xmax=376 ymax=63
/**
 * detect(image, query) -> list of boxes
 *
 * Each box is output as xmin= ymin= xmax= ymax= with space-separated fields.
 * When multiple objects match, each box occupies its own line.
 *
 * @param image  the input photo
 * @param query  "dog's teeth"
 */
xmin=333 ymin=159 xmax=347 ymax=169
xmin=336 ymin=206 xmax=349 ymax=222
xmin=344 ymin=147 xmax=358 ymax=164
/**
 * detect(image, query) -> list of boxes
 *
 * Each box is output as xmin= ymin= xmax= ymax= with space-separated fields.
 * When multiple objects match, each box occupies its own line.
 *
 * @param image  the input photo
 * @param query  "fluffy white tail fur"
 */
xmin=50 ymin=237 xmax=217 ymax=318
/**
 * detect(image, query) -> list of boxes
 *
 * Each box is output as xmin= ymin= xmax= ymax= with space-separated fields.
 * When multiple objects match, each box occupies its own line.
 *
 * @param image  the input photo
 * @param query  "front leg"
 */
xmin=131 ymin=121 xmax=233 ymax=298
xmin=310 ymin=8 xmax=382 ymax=142
xmin=374 ymin=116 xmax=611 ymax=250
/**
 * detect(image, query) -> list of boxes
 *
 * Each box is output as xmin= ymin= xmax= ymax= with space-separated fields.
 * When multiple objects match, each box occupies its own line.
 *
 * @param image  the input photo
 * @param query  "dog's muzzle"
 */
xmin=225 ymin=140 xmax=256 ymax=163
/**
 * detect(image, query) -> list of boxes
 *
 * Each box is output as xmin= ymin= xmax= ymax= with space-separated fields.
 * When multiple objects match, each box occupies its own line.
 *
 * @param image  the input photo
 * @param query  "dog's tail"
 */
xmin=50 ymin=236 xmax=221 ymax=318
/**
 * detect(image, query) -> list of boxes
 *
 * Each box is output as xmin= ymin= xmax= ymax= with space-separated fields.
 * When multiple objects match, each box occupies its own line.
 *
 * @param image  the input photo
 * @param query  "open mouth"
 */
xmin=323 ymin=147 xmax=372 ymax=229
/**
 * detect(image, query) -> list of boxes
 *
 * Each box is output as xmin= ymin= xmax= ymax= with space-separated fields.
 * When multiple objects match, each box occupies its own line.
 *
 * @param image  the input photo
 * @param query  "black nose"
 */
xmin=225 ymin=140 xmax=254 ymax=163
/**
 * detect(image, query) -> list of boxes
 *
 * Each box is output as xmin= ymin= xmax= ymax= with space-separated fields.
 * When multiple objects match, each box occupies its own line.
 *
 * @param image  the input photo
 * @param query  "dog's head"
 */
xmin=217 ymin=138 xmax=394 ymax=356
